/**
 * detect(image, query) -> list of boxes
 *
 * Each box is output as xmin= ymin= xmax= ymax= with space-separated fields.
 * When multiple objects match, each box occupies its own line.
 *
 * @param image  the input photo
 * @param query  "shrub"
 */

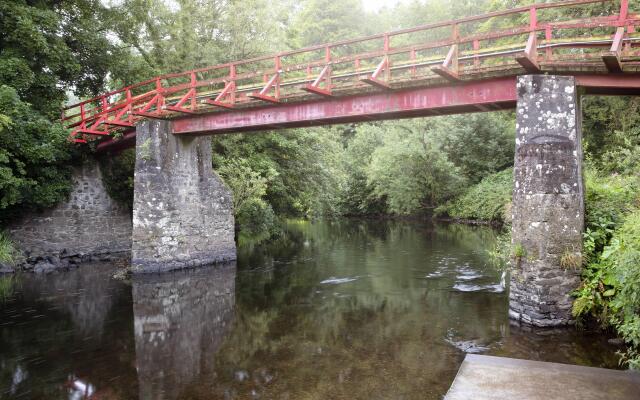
xmin=237 ymin=198 xmax=278 ymax=239
xmin=436 ymin=168 xmax=512 ymax=223
xmin=607 ymin=211 xmax=640 ymax=369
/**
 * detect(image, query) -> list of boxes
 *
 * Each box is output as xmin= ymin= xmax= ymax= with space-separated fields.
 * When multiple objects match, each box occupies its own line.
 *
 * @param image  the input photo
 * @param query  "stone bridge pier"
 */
xmin=131 ymin=120 xmax=236 ymax=273
xmin=509 ymin=75 xmax=584 ymax=327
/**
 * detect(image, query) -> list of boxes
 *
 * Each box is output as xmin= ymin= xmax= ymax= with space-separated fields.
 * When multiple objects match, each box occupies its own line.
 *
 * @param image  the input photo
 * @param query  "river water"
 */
xmin=0 ymin=219 xmax=621 ymax=399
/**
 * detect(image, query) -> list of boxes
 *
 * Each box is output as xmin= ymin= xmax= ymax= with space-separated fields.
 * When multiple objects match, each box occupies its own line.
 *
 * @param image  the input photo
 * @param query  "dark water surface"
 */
xmin=0 ymin=219 xmax=621 ymax=399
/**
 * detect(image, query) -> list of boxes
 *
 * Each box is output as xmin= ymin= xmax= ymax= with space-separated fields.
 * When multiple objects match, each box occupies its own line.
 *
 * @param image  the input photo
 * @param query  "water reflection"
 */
xmin=132 ymin=263 xmax=235 ymax=400
xmin=0 ymin=219 xmax=623 ymax=400
xmin=0 ymin=263 xmax=137 ymax=399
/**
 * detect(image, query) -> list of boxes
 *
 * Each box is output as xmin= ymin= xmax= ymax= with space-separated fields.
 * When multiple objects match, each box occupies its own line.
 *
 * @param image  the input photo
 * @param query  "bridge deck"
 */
xmin=444 ymin=354 xmax=640 ymax=400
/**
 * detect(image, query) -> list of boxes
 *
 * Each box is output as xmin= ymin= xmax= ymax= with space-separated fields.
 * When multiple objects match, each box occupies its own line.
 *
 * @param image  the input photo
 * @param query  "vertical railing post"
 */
xmin=473 ymin=40 xmax=480 ymax=68
xmin=229 ymin=64 xmax=237 ymax=104
xmin=325 ymin=45 xmax=332 ymax=90
xmin=383 ymin=34 xmax=390 ymax=82
xmin=79 ymin=103 xmax=86 ymax=128
xmin=126 ymin=89 xmax=132 ymax=122
xmin=619 ymin=0 xmax=629 ymax=26
xmin=529 ymin=6 xmax=537 ymax=31
xmin=190 ymin=72 xmax=197 ymax=111
xmin=155 ymin=78 xmax=164 ymax=111
xmin=410 ymin=48 xmax=417 ymax=77
xmin=274 ymin=56 xmax=281 ymax=99
xmin=545 ymin=25 xmax=553 ymax=60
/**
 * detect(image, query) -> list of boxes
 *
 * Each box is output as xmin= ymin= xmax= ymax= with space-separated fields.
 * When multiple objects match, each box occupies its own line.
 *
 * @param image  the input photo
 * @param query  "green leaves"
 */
xmin=0 ymin=86 xmax=74 ymax=220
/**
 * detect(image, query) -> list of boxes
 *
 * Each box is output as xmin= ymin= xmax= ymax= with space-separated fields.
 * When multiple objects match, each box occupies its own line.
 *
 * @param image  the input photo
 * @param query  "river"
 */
xmin=0 ymin=219 xmax=621 ymax=399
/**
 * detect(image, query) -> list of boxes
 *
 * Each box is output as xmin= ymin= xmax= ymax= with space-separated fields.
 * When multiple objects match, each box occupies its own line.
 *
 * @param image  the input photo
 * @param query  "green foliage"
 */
xmin=99 ymin=149 xmax=136 ymax=208
xmin=0 ymin=0 xmax=127 ymax=117
xmin=431 ymin=113 xmax=514 ymax=183
xmin=512 ymin=243 xmax=526 ymax=259
xmin=583 ymin=97 xmax=640 ymax=175
xmin=217 ymin=159 xmax=274 ymax=213
xmin=365 ymin=121 xmax=465 ymax=215
xmin=607 ymin=211 xmax=640 ymax=369
xmin=436 ymin=168 xmax=513 ymax=223
xmin=212 ymin=129 xmax=345 ymax=221
xmin=110 ymin=0 xmax=292 ymax=80
xmin=488 ymin=230 xmax=511 ymax=272
xmin=0 ymin=86 xmax=76 ymax=221
xmin=236 ymin=198 xmax=278 ymax=241
xmin=0 ymin=231 xmax=18 ymax=266
xmin=582 ymin=169 xmax=639 ymax=263
xmin=573 ymin=171 xmax=640 ymax=368
xmin=339 ymin=113 xmax=513 ymax=217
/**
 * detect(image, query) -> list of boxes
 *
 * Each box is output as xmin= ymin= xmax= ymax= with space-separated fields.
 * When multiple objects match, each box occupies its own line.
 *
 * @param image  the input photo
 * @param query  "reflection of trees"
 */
xmin=132 ymin=263 xmax=236 ymax=400
xmin=210 ymin=219 xmax=508 ymax=399
xmin=488 ymin=322 xmax=620 ymax=369
xmin=0 ymin=263 xmax=137 ymax=399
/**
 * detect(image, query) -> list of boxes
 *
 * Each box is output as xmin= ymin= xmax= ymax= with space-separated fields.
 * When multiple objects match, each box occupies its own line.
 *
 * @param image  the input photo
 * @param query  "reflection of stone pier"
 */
xmin=132 ymin=263 xmax=236 ymax=400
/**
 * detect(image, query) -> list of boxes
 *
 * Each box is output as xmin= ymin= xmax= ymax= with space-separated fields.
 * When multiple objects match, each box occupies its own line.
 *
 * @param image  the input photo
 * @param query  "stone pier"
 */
xmin=131 ymin=120 xmax=236 ymax=273
xmin=509 ymin=75 xmax=584 ymax=327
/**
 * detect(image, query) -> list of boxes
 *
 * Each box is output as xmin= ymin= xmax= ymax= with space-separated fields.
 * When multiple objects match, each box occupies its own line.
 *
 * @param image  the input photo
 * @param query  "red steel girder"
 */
xmin=172 ymin=77 xmax=518 ymax=135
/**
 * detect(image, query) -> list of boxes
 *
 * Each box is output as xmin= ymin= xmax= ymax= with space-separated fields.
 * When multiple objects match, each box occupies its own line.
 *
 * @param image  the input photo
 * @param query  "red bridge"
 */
xmin=63 ymin=0 xmax=640 ymax=152
xmin=39 ymin=0 xmax=640 ymax=327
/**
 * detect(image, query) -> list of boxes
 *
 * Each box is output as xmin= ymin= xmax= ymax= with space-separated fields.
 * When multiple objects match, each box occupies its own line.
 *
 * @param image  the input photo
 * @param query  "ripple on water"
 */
xmin=319 ymin=276 xmax=359 ymax=285
xmin=452 ymin=283 xmax=504 ymax=293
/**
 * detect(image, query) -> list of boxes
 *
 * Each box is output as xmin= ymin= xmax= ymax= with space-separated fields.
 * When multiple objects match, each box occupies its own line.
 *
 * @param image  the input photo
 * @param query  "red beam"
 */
xmin=172 ymin=77 xmax=518 ymax=135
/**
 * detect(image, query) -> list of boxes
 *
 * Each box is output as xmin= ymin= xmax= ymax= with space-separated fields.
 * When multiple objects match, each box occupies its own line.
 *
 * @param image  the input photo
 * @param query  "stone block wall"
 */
xmin=131 ymin=120 xmax=236 ymax=273
xmin=8 ymin=161 xmax=132 ymax=268
xmin=509 ymin=75 xmax=584 ymax=327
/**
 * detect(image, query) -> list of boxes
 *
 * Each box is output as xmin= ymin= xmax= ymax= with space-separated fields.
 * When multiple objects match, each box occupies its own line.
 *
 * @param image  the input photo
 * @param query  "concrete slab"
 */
xmin=444 ymin=354 xmax=640 ymax=400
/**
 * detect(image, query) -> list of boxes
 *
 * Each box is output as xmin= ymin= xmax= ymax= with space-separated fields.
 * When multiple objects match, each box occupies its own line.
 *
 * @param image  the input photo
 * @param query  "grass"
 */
xmin=0 ymin=231 xmax=17 ymax=266
xmin=560 ymin=250 xmax=582 ymax=270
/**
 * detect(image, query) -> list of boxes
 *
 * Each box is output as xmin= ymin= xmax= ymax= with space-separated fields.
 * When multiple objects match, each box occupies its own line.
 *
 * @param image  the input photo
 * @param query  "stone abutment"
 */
xmin=7 ymin=161 xmax=132 ymax=272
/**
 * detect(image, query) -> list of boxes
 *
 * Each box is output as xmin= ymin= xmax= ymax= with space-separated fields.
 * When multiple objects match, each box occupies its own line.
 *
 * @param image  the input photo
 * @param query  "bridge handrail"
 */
xmin=64 ymin=0 xmax=637 ymax=142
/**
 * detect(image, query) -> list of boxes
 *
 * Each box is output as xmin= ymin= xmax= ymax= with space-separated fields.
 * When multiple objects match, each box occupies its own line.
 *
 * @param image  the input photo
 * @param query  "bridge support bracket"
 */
xmin=360 ymin=57 xmax=391 ymax=89
xmin=431 ymin=44 xmax=460 ymax=82
xmin=602 ymin=27 xmax=625 ymax=73
xmin=516 ymin=32 xmax=541 ymax=73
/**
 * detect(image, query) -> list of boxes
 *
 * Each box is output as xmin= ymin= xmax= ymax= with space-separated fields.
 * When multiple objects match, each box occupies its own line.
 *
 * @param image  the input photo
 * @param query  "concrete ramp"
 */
xmin=444 ymin=354 xmax=640 ymax=400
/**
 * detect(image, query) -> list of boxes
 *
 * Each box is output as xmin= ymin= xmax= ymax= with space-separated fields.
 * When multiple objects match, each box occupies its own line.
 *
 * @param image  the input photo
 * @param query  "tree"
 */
xmin=430 ymin=113 xmax=515 ymax=184
xmin=365 ymin=121 xmax=466 ymax=214
xmin=0 ymin=0 xmax=125 ymax=117
xmin=0 ymin=86 xmax=76 ymax=221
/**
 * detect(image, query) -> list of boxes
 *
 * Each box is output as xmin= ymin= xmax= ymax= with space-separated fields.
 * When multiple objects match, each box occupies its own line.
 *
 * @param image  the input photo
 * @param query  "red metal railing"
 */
xmin=63 ymin=0 xmax=639 ymax=143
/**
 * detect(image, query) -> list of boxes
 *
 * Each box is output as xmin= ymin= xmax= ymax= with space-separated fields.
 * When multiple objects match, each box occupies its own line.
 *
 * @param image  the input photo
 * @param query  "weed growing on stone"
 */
xmin=0 ymin=231 xmax=17 ymax=266
xmin=512 ymin=243 xmax=526 ymax=259
xmin=140 ymin=138 xmax=152 ymax=161
xmin=560 ymin=250 xmax=582 ymax=270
